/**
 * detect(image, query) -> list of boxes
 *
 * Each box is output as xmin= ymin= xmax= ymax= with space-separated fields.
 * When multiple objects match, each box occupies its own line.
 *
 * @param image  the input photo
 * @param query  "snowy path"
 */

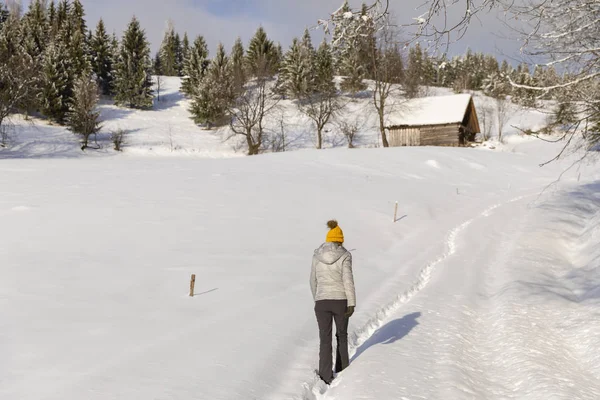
xmin=321 ymin=184 xmax=600 ymax=400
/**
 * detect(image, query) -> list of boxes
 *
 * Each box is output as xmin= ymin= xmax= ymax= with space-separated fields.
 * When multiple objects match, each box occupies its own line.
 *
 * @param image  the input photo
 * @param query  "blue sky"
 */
xmin=20 ymin=0 xmax=523 ymax=61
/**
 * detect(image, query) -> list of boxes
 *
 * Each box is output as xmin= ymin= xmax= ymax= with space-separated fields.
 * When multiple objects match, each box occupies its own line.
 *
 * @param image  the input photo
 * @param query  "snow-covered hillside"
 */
xmin=2 ymin=77 xmax=600 ymax=400
xmin=1 ymin=76 xmax=551 ymax=158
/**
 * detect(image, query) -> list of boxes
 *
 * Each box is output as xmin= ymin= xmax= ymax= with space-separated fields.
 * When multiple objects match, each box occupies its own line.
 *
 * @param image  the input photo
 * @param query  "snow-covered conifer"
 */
xmin=189 ymin=43 xmax=233 ymax=127
xmin=231 ymin=37 xmax=246 ymax=93
xmin=246 ymin=26 xmax=277 ymax=79
xmin=158 ymin=21 xmax=177 ymax=76
xmin=40 ymin=40 xmax=73 ymax=123
xmin=180 ymin=35 xmax=208 ymax=97
xmin=113 ymin=17 xmax=153 ymax=109
xmin=90 ymin=19 xmax=113 ymax=95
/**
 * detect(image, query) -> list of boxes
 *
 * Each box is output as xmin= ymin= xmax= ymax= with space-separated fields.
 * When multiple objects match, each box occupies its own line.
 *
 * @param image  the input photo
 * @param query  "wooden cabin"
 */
xmin=386 ymin=94 xmax=480 ymax=147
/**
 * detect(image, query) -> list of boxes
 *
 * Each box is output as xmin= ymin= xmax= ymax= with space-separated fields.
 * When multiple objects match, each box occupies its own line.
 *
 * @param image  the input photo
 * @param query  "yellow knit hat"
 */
xmin=326 ymin=220 xmax=344 ymax=243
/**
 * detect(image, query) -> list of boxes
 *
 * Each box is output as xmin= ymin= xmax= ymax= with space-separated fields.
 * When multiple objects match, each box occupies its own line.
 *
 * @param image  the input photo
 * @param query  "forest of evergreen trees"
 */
xmin=0 ymin=0 xmax=575 ymax=152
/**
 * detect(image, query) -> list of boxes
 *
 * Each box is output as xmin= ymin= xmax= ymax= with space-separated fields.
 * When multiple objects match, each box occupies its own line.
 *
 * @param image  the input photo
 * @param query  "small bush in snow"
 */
xmin=111 ymin=129 xmax=126 ymax=151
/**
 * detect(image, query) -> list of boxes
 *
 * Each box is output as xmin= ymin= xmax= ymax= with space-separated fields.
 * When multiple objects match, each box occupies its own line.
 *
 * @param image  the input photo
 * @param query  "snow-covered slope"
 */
xmin=2 ymin=135 xmax=599 ymax=400
xmin=2 ymin=76 xmax=599 ymax=400
xmin=0 ymin=76 xmax=552 ymax=158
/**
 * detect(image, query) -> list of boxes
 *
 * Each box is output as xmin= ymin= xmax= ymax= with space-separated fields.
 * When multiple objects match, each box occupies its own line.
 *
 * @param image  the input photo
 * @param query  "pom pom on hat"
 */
xmin=326 ymin=220 xmax=344 ymax=243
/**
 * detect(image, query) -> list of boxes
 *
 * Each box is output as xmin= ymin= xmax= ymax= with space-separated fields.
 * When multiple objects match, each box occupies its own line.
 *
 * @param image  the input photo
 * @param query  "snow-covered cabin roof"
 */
xmin=386 ymin=94 xmax=475 ymax=128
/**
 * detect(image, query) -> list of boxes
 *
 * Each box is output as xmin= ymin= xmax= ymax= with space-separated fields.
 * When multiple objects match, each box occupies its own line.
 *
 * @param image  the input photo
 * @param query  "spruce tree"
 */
xmin=153 ymin=52 xmax=162 ymax=75
xmin=231 ymin=37 xmax=246 ymax=93
xmin=61 ymin=0 xmax=89 ymax=79
xmin=113 ymin=17 xmax=153 ymax=109
xmin=181 ymin=32 xmax=190 ymax=74
xmin=181 ymin=35 xmax=208 ymax=97
xmin=314 ymin=40 xmax=335 ymax=93
xmin=21 ymin=0 xmax=48 ymax=59
xmin=246 ymin=26 xmax=277 ymax=79
xmin=90 ymin=19 xmax=113 ymax=95
xmin=47 ymin=1 xmax=56 ymax=36
xmin=331 ymin=0 xmax=352 ymax=72
xmin=174 ymin=32 xmax=184 ymax=76
xmin=0 ymin=2 xmax=9 ymax=27
xmin=66 ymin=74 xmax=101 ymax=149
xmin=279 ymin=38 xmax=305 ymax=98
xmin=190 ymin=43 xmax=233 ymax=127
xmin=40 ymin=40 xmax=73 ymax=123
xmin=0 ymin=11 xmax=39 ymax=132
xmin=158 ymin=23 xmax=177 ymax=76
xmin=56 ymin=0 xmax=69 ymax=34
xmin=404 ymin=43 xmax=426 ymax=98
xmin=71 ymin=0 xmax=86 ymax=35
xmin=340 ymin=49 xmax=367 ymax=95
xmin=357 ymin=3 xmax=376 ymax=79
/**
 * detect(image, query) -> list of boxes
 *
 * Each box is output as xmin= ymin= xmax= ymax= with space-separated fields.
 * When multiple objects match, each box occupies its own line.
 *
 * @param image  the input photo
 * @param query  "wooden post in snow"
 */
xmin=393 ymin=201 xmax=398 ymax=223
xmin=189 ymin=274 xmax=196 ymax=297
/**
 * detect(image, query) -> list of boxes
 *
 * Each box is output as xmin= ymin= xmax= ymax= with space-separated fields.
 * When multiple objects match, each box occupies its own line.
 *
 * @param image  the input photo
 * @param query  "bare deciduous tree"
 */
xmin=228 ymin=77 xmax=279 ymax=155
xmin=155 ymin=75 xmax=163 ymax=102
xmin=299 ymin=91 xmax=342 ymax=150
xmin=478 ymin=100 xmax=494 ymax=142
xmin=66 ymin=75 xmax=102 ymax=150
xmin=496 ymin=95 xmax=510 ymax=144
xmin=369 ymin=17 xmax=403 ymax=148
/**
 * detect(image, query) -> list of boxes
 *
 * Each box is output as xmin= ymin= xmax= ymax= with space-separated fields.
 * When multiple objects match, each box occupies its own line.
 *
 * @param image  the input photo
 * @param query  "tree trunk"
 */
xmin=317 ymin=126 xmax=323 ymax=149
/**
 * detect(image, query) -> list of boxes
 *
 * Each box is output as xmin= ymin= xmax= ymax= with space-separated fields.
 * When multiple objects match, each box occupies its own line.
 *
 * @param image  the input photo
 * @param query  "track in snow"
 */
xmin=300 ymin=195 xmax=531 ymax=400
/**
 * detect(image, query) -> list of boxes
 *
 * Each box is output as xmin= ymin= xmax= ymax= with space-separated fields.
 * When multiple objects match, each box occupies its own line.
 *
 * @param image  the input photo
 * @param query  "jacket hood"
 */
xmin=314 ymin=242 xmax=348 ymax=265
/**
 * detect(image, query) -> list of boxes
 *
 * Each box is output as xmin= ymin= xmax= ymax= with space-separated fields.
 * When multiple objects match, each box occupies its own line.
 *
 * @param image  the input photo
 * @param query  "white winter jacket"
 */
xmin=310 ymin=242 xmax=356 ymax=307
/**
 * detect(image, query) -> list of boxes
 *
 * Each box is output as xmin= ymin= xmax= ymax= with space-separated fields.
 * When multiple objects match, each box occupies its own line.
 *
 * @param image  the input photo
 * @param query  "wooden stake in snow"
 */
xmin=393 ymin=201 xmax=398 ymax=222
xmin=189 ymin=274 xmax=196 ymax=297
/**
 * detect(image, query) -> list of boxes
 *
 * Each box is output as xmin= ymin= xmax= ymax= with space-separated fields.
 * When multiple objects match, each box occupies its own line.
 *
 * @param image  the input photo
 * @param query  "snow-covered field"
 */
xmin=2 ymin=77 xmax=599 ymax=400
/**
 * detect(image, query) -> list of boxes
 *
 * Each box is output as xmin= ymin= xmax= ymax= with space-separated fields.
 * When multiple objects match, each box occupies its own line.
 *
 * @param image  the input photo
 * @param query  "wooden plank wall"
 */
xmin=389 ymin=128 xmax=420 ymax=146
xmin=420 ymin=124 xmax=460 ymax=146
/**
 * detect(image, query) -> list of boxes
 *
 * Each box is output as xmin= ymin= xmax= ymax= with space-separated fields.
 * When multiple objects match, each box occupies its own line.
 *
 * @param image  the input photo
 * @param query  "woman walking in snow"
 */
xmin=310 ymin=220 xmax=356 ymax=384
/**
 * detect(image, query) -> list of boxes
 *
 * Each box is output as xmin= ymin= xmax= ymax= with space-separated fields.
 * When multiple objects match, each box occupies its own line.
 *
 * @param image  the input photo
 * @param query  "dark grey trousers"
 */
xmin=315 ymin=299 xmax=349 ymax=384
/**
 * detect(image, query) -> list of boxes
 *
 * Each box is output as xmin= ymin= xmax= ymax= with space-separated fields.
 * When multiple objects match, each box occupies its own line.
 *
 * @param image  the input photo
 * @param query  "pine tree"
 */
xmin=47 ymin=1 xmax=56 ymax=35
xmin=330 ymin=2 xmax=368 ymax=94
xmin=340 ymin=49 xmax=367 ymax=95
xmin=0 ymin=2 xmax=9 ymax=27
xmin=158 ymin=22 xmax=177 ymax=76
xmin=174 ymin=32 xmax=183 ymax=76
xmin=246 ymin=26 xmax=277 ymax=79
xmin=113 ymin=17 xmax=153 ymax=109
xmin=190 ymin=43 xmax=233 ymax=127
xmin=0 ymin=11 xmax=39 ymax=132
xmin=357 ymin=3 xmax=376 ymax=79
xmin=404 ymin=43 xmax=426 ymax=98
xmin=90 ymin=19 xmax=113 ymax=95
xmin=231 ymin=37 xmax=246 ymax=93
xmin=181 ymin=35 xmax=208 ymax=97
xmin=40 ymin=40 xmax=73 ymax=123
xmin=153 ymin=52 xmax=162 ymax=75
xmin=314 ymin=40 xmax=335 ymax=93
xmin=71 ymin=0 xmax=86 ymax=35
xmin=59 ymin=0 xmax=89 ymax=79
xmin=181 ymin=32 xmax=190 ymax=73
xmin=21 ymin=0 xmax=48 ymax=59
xmin=279 ymin=38 xmax=312 ymax=98
xmin=66 ymin=74 xmax=101 ymax=149
xmin=331 ymin=0 xmax=352 ymax=72
xmin=56 ymin=0 xmax=69 ymax=31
